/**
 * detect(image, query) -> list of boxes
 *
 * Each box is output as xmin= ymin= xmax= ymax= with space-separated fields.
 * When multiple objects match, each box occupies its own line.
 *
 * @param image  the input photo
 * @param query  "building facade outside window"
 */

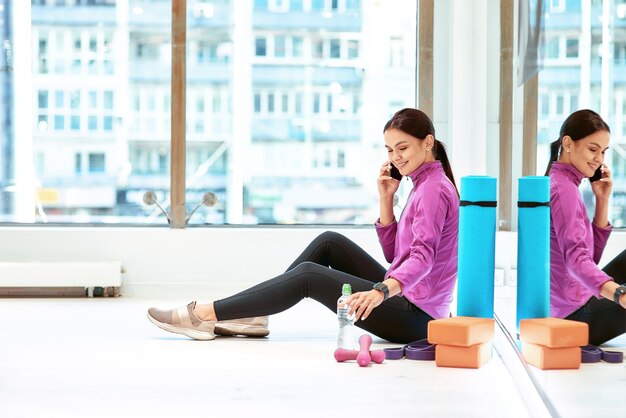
xmin=0 ymin=0 xmax=418 ymax=224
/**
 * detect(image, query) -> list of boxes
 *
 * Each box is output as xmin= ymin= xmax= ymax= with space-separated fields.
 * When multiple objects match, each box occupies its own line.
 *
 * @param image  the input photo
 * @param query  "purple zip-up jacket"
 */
xmin=375 ymin=161 xmax=459 ymax=319
xmin=549 ymin=162 xmax=612 ymax=318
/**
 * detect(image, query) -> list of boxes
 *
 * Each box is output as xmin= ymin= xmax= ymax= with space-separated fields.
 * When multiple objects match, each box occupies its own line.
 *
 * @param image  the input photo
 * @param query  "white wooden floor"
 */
xmin=0 ymin=297 xmax=535 ymax=418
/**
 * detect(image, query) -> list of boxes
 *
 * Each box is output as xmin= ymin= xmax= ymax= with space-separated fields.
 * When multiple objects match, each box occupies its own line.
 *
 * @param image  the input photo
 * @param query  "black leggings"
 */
xmin=566 ymin=248 xmax=626 ymax=346
xmin=213 ymin=231 xmax=433 ymax=344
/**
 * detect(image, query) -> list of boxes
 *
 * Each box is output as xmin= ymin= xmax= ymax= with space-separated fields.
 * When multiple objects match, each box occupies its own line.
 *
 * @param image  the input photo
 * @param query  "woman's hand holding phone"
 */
xmin=590 ymin=163 xmax=612 ymax=201
xmin=377 ymin=161 xmax=401 ymax=199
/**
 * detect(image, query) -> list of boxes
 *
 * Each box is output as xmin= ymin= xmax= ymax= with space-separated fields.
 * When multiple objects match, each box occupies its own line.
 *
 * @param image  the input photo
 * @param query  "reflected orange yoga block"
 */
xmin=522 ymin=342 xmax=581 ymax=370
xmin=519 ymin=318 xmax=588 ymax=348
xmin=427 ymin=316 xmax=495 ymax=347
xmin=435 ymin=342 xmax=492 ymax=369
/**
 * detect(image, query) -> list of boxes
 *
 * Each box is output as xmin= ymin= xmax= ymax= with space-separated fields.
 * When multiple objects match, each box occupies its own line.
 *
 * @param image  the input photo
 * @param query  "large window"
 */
xmin=0 ymin=0 xmax=417 ymax=224
xmin=538 ymin=1 xmax=626 ymax=227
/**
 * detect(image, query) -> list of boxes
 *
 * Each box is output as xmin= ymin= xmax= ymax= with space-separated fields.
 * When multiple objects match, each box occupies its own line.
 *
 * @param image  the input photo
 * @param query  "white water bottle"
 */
xmin=337 ymin=283 xmax=356 ymax=349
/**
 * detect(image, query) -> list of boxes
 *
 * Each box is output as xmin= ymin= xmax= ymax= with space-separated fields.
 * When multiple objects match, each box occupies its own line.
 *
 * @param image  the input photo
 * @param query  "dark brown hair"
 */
xmin=544 ymin=109 xmax=610 ymax=176
xmin=384 ymin=108 xmax=458 ymax=194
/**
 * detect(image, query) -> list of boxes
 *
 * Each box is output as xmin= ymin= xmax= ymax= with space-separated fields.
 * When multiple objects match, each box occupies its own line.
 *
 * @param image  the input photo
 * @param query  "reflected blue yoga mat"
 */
xmin=457 ymin=176 xmax=497 ymax=318
xmin=516 ymin=176 xmax=550 ymax=330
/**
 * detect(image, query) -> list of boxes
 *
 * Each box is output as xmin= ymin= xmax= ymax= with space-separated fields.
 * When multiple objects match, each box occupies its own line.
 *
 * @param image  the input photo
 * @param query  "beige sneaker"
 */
xmin=214 ymin=316 xmax=270 ymax=337
xmin=147 ymin=301 xmax=216 ymax=340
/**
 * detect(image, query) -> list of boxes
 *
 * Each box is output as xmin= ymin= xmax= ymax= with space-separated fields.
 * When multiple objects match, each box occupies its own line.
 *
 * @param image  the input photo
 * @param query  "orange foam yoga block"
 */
xmin=522 ymin=342 xmax=581 ymax=370
xmin=427 ymin=316 xmax=495 ymax=347
xmin=435 ymin=342 xmax=492 ymax=369
xmin=519 ymin=318 xmax=588 ymax=348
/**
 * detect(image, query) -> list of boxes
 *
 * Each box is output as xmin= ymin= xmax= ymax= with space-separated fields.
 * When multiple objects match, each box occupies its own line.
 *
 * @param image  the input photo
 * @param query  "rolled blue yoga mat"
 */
xmin=457 ymin=176 xmax=497 ymax=318
xmin=516 ymin=176 xmax=550 ymax=331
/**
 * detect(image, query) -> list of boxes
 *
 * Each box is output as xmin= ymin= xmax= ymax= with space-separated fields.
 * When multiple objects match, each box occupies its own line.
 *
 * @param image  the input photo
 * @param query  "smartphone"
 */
xmin=389 ymin=164 xmax=403 ymax=181
xmin=589 ymin=167 xmax=602 ymax=183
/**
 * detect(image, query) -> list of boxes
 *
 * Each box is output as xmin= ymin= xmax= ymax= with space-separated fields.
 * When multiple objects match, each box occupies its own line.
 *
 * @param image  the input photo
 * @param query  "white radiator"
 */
xmin=0 ymin=261 xmax=122 ymax=297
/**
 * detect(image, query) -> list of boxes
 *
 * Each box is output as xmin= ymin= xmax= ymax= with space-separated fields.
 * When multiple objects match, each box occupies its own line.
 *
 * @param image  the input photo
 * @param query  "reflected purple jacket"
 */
xmin=375 ymin=161 xmax=459 ymax=319
xmin=549 ymin=162 xmax=612 ymax=318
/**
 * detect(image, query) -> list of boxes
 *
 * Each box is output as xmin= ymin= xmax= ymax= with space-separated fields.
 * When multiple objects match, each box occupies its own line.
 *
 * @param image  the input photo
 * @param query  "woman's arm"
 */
xmin=599 ymin=280 xmax=626 ymax=309
xmin=379 ymin=195 xmax=395 ymax=226
xmin=592 ymin=195 xmax=610 ymax=228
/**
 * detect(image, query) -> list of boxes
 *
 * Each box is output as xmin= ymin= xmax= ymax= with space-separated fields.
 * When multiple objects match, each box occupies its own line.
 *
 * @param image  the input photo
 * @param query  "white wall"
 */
xmin=1 ymin=226 xmax=624 ymax=302
xmin=0 ymin=226 xmax=383 ymax=299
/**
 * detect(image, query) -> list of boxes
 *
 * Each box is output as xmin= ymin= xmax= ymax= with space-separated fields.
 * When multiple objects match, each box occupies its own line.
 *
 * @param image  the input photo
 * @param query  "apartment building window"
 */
xmin=88 ymin=91 xmax=97 ymax=108
xmin=329 ymin=39 xmax=340 ymax=58
xmin=38 ymin=38 xmax=49 ymax=73
xmin=75 ymin=153 xmax=82 ymax=174
xmin=337 ymin=149 xmax=345 ymax=168
xmin=565 ymin=38 xmax=579 ymax=58
xmin=313 ymin=39 xmax=323 ymax=58
xmin=615 ymin=42 xmax=626 ymax=63
xmin=313 ymin=93 xmax=321 ymax=113
xmin=275 ymin=35 xmax=287 ymax=57
xmin=255 ymin=37 xmax=267 ymax=56
xmin=88 ymin=153 xmax=105 ymax=173
xmin=136 ymin=42 xmax=159 ymax=60
xmin=212 ymin=93 xmax=222 ymax=113
xmin=281 ymin=93 xmax=289 ymax=113
xmin=70 ymin=115 xmax=80 ymax=130
xmin=38 ymin=116 xmax=48 ymax=131
xmin=546 ymin=36 xmax=559 ymax=59
xmin=55 ymin=90 xmax=64 ymax=108
xmin=545 ymin=35 xmax=580 ymax=61
xmin=292 ymin=36 xmax=304 ymax=57
xmin=104 ymin=91 xmax=113 ymax=109
xmin=88 ymin=116 xmax=97 ymax=130
xmin=54 ymin=115 xmax=65 ymax=130
xmin=295 ymin=92 xmax=303 ymax=114
xmin=347 ymin=40 xmax=358 ymax=59
xmin=254 ymin=93 xmax=262 ymax=112
xmin=103 ymin=116 xmax=113 ymax=131
xmin=37 ymin=89 xmax=49 ymax=131
xmin=38 ymin=91 xmax=48 ymax=109
xmin=70 ymin=90 xmax=80 ymax=109
xmin=570 ymin=94 xmax=578 ymax=113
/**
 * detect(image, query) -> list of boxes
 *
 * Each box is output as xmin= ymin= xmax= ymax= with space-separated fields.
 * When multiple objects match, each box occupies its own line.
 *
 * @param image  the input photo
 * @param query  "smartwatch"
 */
xmin=373 ymin=282 xmax=389 ymax=301
xmin=614 ymin=285 xmax=626 ymax=305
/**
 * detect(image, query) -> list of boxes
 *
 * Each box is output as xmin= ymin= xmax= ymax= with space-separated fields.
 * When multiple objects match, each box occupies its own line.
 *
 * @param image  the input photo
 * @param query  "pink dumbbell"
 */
xmin=334 ymin=348 xmax=386 ymax=364
xmin=333 ymin=334 xmax=386 ymax=366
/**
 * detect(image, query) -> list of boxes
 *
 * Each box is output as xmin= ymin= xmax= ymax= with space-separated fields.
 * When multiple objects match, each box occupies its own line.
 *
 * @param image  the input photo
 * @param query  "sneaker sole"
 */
xmin=147 ymin=313 xmax=215 ymax=341
xmin=214 ymin=324 xmax=270 ymax=337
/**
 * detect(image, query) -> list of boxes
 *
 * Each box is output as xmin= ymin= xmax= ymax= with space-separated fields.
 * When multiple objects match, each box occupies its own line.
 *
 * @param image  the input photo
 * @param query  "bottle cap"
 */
xmin=342 ymin=283 xmax=352 ymax=295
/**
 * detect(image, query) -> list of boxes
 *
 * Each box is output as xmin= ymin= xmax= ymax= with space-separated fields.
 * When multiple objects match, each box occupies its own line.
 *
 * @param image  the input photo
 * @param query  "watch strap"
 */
xmin=613 ymin=285 xmax=626 ymax=305
xmin=373 ymin=282 xmax=389 ymax=301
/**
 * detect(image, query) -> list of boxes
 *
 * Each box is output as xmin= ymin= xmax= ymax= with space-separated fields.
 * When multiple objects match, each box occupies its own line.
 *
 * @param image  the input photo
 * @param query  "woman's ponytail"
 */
xmin=433 ymin=139 xmax=458 ymax=196
xmin=544 ymin=139 xmax=561 ymax=176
